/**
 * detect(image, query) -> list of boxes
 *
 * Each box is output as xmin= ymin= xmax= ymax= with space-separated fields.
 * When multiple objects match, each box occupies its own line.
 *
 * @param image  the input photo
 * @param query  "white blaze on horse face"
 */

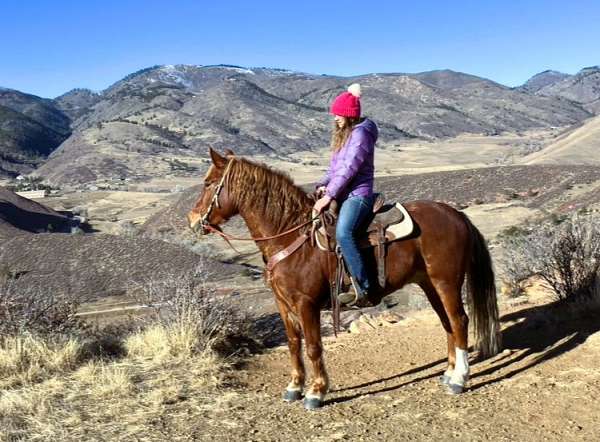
xmin=450 ymin=347 xmax=470 ymax=386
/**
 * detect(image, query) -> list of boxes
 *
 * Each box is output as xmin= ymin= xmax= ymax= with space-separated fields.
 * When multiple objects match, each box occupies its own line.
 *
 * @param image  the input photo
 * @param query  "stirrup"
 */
xmin=337 ymin=278 xmax=370 ymax=307
xmin=338 ymin=289 xmax=358 ymax=305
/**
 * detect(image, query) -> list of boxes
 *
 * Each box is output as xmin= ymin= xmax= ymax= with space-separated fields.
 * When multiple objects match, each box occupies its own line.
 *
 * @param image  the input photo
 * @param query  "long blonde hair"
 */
xmin=330 ymin=117 xmax=364 ymax=152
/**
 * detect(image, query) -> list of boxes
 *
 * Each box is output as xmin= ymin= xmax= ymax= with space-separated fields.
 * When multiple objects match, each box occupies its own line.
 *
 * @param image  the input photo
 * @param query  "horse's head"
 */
xmin=187 ymin=148 xmax=238 ymax=235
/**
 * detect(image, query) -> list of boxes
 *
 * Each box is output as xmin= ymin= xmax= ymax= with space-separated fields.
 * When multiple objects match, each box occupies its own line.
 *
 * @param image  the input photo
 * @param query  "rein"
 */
xmin=203 ymin=216 xmax=317 ymax=242
xmin=199 ymin=157 xmax=322 ymax=274
xmin=198 ymin=158 xmax=342 ymax=335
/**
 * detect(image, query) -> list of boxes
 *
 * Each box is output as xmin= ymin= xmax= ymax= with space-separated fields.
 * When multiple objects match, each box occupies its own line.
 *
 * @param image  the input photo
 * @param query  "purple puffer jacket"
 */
xmin=316 ymin=118 xmax=378 ymax=201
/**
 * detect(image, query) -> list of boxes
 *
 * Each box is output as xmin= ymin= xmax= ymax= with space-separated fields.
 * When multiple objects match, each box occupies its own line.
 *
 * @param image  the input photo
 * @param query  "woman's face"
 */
xmin=334 ymin=115 xmax=347 ymax=128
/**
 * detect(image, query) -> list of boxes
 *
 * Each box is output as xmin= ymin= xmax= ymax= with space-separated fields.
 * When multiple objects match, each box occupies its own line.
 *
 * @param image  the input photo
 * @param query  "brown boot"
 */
xmin=337 ymin=280 xmax=372 ymax=307
xmin=337 ymin=287 xmax=358 ymax=305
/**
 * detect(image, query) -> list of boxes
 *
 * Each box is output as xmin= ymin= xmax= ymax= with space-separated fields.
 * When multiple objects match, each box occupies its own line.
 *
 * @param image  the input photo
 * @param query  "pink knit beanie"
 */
xmin=330 ymin=83 xmax=361 ymax=118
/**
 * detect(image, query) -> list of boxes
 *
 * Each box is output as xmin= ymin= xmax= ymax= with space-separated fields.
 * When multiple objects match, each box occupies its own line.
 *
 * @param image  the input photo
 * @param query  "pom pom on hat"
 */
xmin=330 ymin=84 xmax=362 ymax=118
xmin=347 ymin=83 xmax=361 ymax=97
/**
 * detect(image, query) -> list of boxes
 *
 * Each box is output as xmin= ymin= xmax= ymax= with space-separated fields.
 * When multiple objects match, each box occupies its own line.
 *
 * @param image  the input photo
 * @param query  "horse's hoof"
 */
xmin=303 ymin=397 xmax=324 ymax=410
xmin=283 ymin=389 xmax=303 ymax=402
xmin=440 ymin=374 xmax=451 ymax=385
xmin=447 ymin=383 xmax=464 ymax=395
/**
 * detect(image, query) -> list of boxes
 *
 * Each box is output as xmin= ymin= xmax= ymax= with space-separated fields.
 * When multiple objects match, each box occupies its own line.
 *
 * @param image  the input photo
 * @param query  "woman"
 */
xmin=313 ymin=83 xmax=378 ymax=305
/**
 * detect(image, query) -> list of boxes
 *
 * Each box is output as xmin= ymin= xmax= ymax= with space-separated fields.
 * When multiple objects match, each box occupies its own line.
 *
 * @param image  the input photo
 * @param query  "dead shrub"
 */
xmin=0 ymin=271 xmax=88 ymax=387
xmin=128 ymin=261 xmax=256 ymax=360
xmin=502 ymin=212 xmax=600 ymax=303
xmin=0 ymin=268 xmax=84 ymax=340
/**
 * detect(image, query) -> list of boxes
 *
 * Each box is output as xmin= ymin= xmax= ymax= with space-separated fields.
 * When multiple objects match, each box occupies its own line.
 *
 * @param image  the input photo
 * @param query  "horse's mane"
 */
xmin=228 ymin=157 xmax=313 ymax=232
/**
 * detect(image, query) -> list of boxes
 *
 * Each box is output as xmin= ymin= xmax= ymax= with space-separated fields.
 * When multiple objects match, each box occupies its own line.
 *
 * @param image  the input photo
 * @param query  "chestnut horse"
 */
xmin=187 ymin=148 xmax=500 ymax=409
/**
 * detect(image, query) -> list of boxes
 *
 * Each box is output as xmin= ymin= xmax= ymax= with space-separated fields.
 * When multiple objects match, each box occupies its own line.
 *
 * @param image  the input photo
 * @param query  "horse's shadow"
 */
xmin=327 ymin=299 xmax=600 ymax=404
xmin=468 ymin=300 xmax=599 ymax=390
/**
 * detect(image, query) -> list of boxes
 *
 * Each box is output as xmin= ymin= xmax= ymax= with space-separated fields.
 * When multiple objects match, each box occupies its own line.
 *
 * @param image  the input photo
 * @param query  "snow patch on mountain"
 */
xmin=157 ymin=65 xmax=194 ymax=88
xmin=202 ymin=65 xmax=256 ymax=75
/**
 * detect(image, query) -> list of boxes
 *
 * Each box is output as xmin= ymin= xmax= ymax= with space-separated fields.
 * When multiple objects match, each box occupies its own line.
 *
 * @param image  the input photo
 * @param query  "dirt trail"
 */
xmin=198 ymin=300 xmax=600 ymax=441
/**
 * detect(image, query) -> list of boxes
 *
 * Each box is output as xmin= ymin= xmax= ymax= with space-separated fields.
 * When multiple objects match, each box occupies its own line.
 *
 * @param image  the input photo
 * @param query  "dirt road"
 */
xmin=196 ymin=300 xmax=600 ymax=441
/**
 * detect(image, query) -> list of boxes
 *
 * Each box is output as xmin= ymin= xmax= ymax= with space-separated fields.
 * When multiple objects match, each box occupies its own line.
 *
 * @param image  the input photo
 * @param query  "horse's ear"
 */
xmin=209 ymin=147 xmax=227 ymax=168
xmin=224 ymin=148 xmax=235 ymax=157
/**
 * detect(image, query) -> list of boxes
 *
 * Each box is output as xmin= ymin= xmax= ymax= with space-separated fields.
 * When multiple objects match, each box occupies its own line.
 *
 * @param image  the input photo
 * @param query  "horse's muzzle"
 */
xmin=187 ymin=214 xmax=205 ymax=235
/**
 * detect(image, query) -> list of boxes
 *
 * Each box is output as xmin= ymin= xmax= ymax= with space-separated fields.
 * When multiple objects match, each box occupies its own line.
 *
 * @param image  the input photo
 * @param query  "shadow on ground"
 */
xmin=469 ymin=299 xmax=600 ymax=389
xmin=319 ymin=299 xmax=600 ymax=404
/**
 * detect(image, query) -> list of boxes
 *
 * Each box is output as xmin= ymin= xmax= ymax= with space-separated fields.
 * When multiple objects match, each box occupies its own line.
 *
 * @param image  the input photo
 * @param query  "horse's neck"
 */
xmin=237 ymin=199 xmax=310 ymax=259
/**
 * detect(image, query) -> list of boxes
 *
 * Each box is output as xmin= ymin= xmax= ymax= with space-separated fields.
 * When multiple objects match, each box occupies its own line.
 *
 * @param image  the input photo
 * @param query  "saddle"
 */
xmin=310 ymin=193 xmax=415 ymax=288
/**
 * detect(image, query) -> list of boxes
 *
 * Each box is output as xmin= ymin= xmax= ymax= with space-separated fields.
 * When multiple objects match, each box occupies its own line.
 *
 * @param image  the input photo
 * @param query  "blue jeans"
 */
xmin=336 ymin=194 xmax=374 ymax=295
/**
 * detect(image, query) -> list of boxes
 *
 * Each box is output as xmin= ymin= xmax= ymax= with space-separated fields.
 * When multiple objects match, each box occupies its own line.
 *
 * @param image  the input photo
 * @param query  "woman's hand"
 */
xmin=313 ymin=195 xmax=332 ymax=214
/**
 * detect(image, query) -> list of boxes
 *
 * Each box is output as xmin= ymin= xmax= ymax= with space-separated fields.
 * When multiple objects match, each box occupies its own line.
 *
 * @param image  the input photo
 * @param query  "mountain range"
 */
xmin=1 ymin=64 xmax=599 ymax=185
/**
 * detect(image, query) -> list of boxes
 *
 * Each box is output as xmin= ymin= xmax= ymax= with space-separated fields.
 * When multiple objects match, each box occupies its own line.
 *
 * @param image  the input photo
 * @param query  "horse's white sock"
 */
xmin=286 ymin=382 xmax=302 ymax=392
xmin=450 ymin=348 xmax=469 ymax=386
xmin=304 ymin=391 xmax=324 ymax=401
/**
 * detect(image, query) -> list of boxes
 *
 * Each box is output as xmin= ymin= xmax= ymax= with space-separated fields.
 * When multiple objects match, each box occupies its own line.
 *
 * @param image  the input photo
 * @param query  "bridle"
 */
xmin=195 ymin=157 xmax=323 ymax=280
xmin=199 ymin=158 xmax=235 ymax=232
xmin=195 ymin=157 xmax=344 ymax=335
xmin=198 ymin=157 xmax=320 ymax=242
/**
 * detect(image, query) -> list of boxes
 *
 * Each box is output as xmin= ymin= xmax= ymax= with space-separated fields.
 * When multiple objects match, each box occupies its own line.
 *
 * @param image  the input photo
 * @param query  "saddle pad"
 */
xmin=386 ymin=203 xmax=414 ymax=241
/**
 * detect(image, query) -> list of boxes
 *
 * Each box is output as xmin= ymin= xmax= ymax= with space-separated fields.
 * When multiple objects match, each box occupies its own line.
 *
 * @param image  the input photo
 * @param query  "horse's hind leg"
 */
xmin=431 ymin=278 xmax=470 ymax=394
xmin=274 ymin=297 xmax=305 ymax=402
xmin=418 ymin=279 xmax=456 ymax=385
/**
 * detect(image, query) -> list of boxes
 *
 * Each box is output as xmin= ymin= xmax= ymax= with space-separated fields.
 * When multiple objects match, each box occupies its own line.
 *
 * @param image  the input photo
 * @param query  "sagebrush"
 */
xmin=502 ymin=212 xmax=600 ymax=302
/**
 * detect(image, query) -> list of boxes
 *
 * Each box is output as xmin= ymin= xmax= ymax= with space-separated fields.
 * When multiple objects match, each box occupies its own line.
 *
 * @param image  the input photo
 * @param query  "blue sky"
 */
xmin=2 ymin=0 xmax=599 ymax=98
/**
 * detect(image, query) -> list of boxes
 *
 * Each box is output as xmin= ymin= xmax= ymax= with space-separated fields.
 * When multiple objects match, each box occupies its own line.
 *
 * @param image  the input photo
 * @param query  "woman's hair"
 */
xmin=330 ymin=116 xmax=364 ymax=151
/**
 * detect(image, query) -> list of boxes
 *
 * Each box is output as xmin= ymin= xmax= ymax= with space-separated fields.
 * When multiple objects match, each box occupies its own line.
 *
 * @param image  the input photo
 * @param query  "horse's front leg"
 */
xmin=299 ymin=298 xmax=329 ymax=410
xmin=274 ymin=296 xmax=305 ymax=402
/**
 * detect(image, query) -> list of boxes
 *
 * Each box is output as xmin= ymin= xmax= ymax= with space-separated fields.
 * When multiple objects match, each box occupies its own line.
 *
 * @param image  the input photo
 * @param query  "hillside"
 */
xmin=0 ymin=188 xmax=242 ymax=301
xmin=0 ymin=187 xmax=80 ymax=237
xmin=537 ymin=66 xmax=600 ymax=113
xmin=0 ymin=232 xmax=240 ymax=302
xmin=31 ymin=64 xmax=591 ymax=186
xmin=522 ymin=115 xmax=600 ymax=165
xmin=143 ymin=164 xmax=600 ymax=241
xmin=0 ymin=88 xmax=71 ymax=177
xmin=53 ymin=88 xmax=102 ymax=121
xmin=517 ymin=70 xmax=572 ymax=93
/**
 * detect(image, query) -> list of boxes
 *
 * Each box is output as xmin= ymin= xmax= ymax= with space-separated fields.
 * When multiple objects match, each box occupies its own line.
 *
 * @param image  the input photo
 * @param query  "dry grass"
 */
xmin=0 ymin=326 xmax=229 ymax=441
xmin=125 ymin=322 xmax=214 ymax=362
xmin=0 ymin=265 xmax=251 ymax=441
xmin=0 ymin=336 xmax=83 ymax=389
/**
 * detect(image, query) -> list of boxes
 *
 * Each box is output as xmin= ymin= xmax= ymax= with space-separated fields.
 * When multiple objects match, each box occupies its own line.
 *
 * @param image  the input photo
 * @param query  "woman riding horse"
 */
xmin=187 ymin=95 xmax=501 ymax=410
xmin=313 ymin=83 xmax=377 ymax=306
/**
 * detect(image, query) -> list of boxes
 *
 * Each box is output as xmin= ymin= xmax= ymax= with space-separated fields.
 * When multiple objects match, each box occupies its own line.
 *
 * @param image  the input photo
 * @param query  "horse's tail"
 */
xmin=460 ymin=211 xmax=502 ymax=358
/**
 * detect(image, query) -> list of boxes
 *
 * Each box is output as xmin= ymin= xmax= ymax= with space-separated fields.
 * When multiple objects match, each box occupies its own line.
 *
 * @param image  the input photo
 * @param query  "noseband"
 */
xmin=199 ymin=158 xmax=234 ymax=230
